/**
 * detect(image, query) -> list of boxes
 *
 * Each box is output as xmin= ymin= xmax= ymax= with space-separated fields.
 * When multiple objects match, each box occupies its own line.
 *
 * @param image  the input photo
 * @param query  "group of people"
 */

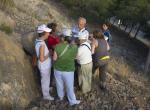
xmin=34 ymin=17 xmax=111 ymax=106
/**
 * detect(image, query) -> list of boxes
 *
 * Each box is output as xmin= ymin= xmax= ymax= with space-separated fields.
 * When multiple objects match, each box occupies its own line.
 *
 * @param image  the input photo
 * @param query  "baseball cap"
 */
xmin=62 ymin=28 xmax=72 ymax=37
xmin=37 ymin=24 xmax=52 ymax=33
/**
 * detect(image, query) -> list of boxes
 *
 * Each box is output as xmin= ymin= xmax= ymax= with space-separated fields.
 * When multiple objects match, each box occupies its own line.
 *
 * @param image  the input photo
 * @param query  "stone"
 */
xmin=22 ymin=32 xmax=38 ymax=55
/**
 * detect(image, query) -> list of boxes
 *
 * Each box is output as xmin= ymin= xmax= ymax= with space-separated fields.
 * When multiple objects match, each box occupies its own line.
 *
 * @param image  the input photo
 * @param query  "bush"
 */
xmin=0 ymin=23 xmax=13 ymax=34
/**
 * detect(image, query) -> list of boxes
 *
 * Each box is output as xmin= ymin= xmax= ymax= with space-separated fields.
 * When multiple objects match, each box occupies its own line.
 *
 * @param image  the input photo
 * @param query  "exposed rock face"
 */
xmin=0 ymin=32 xmax=40 ymax=109
xmin=22 ymin=32 xmax=37 ymax=55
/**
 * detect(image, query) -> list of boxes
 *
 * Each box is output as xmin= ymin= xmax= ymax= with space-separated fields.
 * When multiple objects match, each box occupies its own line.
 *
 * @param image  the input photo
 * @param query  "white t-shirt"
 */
xmin=77 ymin=42 xmax=92 ymax=64
xmin=35 ymin=39 xmax=51 ymax=70
xmin=72 ymin=26 xmax=89 ymax=39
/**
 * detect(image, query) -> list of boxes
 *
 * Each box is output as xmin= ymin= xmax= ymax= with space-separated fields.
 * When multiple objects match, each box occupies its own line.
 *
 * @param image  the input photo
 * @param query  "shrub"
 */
xmin=107 ymin=57 xmax=130 ymax=80
xmin=0 ymin=23 xmax=13 ymax=34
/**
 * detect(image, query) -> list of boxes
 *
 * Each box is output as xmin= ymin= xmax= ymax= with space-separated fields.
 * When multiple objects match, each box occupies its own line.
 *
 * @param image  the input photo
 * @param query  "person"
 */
xmin=92 ymin=30 xmax=110 ymax=90
xmin=72 ymin=17 xmax=89 ymax=43
xmin=72 ymin=17 xmax=89 ymax=88
xmin=102 ymin=23 xmax=112 ymax=42
xmin=47 ymin=22 xmax=60 ymax=53
xmin=76 ymin=32 xmax=93 ymax=94
xmin=35 ymin=24 xmax=54 ymax=100
xmin=47 ymin=23 xmax=60 ymax=87
xmin=53 ymin=28 xmax=80 ymax=106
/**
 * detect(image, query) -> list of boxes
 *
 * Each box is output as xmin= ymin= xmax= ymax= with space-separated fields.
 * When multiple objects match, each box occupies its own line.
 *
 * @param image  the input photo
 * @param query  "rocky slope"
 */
xmin=0 ymin=0 xmax=73 ymax=109
xmin=0 ymin=31 xmax=40 ymax=110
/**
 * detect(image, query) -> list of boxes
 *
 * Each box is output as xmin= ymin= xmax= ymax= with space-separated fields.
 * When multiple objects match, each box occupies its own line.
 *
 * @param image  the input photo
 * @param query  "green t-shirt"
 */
xmin=54 ymin=43 xmax=78 ymax=71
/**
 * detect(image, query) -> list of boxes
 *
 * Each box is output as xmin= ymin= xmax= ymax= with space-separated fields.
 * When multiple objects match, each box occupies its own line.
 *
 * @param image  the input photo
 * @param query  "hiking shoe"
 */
xmin=44 ymin=96 xmax=54 ymax=101
xmin=55 ymin=97 xmax=63 ymax=102
xmin=70 ymin=100 xmax=81 ymax=106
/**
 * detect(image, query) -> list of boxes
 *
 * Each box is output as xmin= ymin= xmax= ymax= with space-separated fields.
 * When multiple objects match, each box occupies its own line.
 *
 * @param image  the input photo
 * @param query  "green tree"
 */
xmin=113 ymin=0 xmax=150 ymax=38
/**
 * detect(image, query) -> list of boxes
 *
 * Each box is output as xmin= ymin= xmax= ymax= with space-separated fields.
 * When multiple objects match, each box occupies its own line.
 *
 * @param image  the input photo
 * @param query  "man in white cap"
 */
xmin=35 ymin=24 xmax=54 ymax=100
xmin=72 ymin=17 xmax=89 ymax=42
xmin=76 ymin=32 xmax=92 ymax=94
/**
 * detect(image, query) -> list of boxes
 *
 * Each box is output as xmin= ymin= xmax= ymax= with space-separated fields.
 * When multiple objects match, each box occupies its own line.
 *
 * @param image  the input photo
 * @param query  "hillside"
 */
xmin=0 ymin=0 xmax=150 ymax=110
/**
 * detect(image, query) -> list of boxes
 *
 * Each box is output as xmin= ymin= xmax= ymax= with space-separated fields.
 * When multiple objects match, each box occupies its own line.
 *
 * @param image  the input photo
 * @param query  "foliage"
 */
xmin=60 ymin=0 xmax=113 ymax=22
xmin=60 ymin=0 xmax=150 ymax=38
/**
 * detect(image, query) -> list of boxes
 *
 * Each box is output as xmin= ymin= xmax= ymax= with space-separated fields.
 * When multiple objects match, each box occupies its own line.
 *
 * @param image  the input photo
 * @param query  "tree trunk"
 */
xmin=128 ymin=23 xmax=134 ymax=36
xmin=118 ymin=19 xmax=121 ymax=28
xmin=113 ymin=18 xmax=116 ymax=25
xmin=124 ymin=24 xmax=128 ymax=31
xmin=107 ymin=17 xmax=110 ymax=22
xmin=144 ymin=49 xmax=150 ymax=73
xmin=134 ymin=25 xmax=141 ymax=38
xmin=118 ymin=22 xmax=121 ymax=29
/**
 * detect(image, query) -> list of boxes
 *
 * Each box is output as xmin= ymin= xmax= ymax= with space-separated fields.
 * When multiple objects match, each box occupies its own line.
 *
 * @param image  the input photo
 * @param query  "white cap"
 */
xmin=62 ymin=28 xmax=72 ymax=37
xmin=37 ymin=24 xmax=52 ymax=33
xmin=78 ymin=32 xmax=88 ymax=39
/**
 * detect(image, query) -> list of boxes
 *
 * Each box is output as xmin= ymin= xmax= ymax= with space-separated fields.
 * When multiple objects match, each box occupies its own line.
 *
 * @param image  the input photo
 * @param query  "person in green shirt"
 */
xmin=53 ymin=28 xmax=80 ymax=106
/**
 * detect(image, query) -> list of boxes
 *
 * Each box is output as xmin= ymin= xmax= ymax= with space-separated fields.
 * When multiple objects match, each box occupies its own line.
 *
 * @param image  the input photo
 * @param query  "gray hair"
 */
xmin=79 ymin=17 xmax=86 ymax=24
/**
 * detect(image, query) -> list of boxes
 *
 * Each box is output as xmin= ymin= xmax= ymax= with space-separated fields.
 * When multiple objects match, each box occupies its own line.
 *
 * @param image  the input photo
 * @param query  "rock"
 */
xmin=22 ymin=32 xmax=38 ymax=55
xmin=0 ymin=32 xmax=40 ymax=109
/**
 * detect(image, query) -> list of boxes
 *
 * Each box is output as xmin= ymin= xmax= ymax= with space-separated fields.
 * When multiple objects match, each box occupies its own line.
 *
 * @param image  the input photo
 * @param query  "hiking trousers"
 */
xmin=78 ymin=62 xmax=93 ymax=94
xmin=54 ymin=69 xmax=78 ymax=105
xmin=39 ymin=67 xmax=51 ymax=98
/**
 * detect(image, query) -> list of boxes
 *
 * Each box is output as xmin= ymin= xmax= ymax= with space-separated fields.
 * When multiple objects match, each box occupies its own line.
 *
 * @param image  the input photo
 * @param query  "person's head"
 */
xmin=61 ymin=28 xmax=72 ymax=44
xmin=37 ymin=24 xmax=51 ymax=40
xmin=93 ymin=30 xmax=104 ymax=39
xmin=88 ymin=33 xmax=94 ymax=41
xmin=78 ymin=17 xmax=86 ymax=30
xmin=47 ymin=22 xmax=57 ymax=34
xmin=78 ymin=32 xmax=88 ymax=44
xmin=102 ymin=23 xmax=108 ymax=31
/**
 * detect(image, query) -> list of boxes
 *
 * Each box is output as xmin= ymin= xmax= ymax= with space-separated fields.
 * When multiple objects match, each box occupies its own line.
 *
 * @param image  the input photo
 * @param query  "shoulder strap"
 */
xmin=59 ymin=45 xmax=69 ymax=58
xmin=35 ymin=40 xmax=43 ymax=45
xmin=81 ymin=44 xmax=91 ymax=51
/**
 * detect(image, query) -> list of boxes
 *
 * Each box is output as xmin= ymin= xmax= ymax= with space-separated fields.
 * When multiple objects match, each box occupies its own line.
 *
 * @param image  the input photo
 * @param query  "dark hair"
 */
xmin=64 ymin=36 xmax=72 ymax=44
xmin=59 ymin=35 xmax=71 ymax=44
xmin=93 ymin=30 xmax=104 ymax=39
xmin=47 ymin=22 xmax=57 ymax=33
xmin=38 ymin=32 xmax=46 ymax=37
xmin=101 ymin=22 xmax=111 ymax=29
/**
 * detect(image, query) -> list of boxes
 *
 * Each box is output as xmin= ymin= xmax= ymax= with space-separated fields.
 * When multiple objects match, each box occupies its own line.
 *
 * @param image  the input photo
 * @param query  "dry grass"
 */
xmin=107 ymin=56 xmax=131 ymax=80
xmin=0 ymin=0 xmax=15 ymax=9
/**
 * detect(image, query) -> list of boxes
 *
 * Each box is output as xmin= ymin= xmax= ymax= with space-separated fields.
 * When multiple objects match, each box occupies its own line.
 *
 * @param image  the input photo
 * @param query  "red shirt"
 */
xmin=47 ymin=34 xmax=60 ymax=49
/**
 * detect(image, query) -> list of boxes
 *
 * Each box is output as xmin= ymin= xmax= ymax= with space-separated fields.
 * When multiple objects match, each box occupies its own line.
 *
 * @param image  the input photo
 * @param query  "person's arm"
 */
xmin=91 ymin=39 xmax=98 ymax=54
xmin=53 ymin=51 xmax=58 ymax=61
xmin=39 ymin=45 xmax=49 ymax=62
xmin=106 ymin=41 xmax=110 ymax=51
xmin=76 ymin=47 xmax=81 ymax=59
